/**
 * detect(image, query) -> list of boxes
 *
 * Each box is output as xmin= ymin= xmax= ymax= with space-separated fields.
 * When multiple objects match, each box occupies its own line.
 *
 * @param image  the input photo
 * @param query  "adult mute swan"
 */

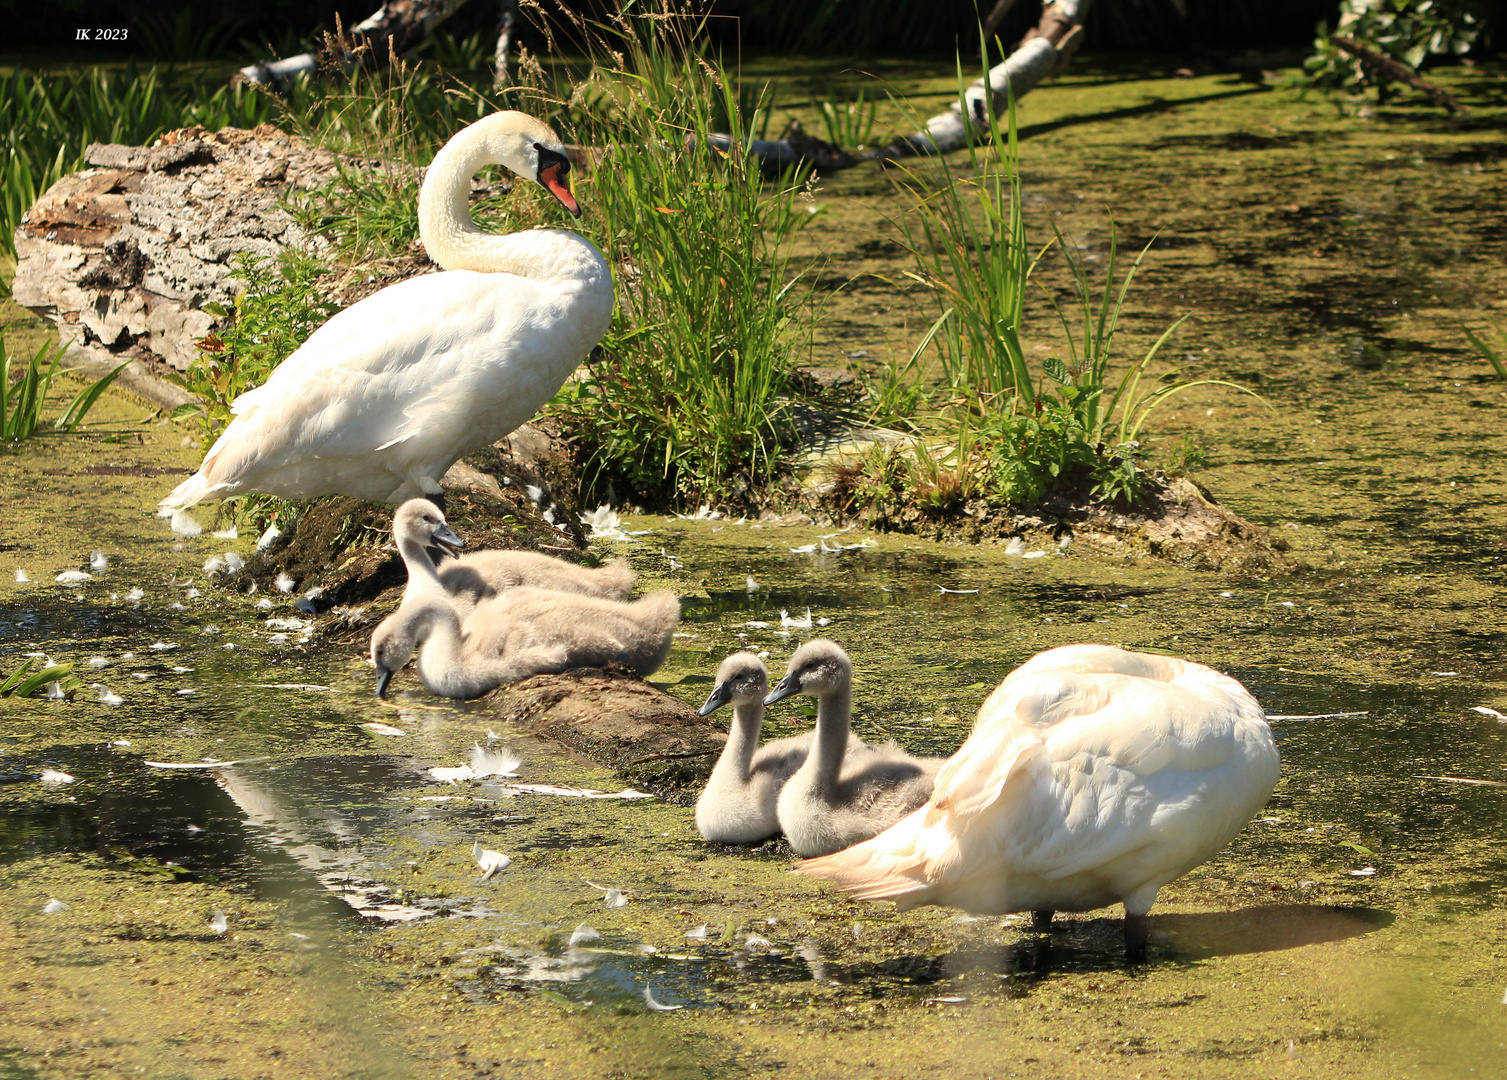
xmin=694 ymin=652 xmax=864 ymax=845
xmin=159 ymin=111 xmax=613 ymax=514
xmin=796 ymin=644 xmax=1281 ymax=961
xmin=765 ymin=639 xmax=943 ymax=857
xmin=370 ymin=586 xmax=679 ymax=699
xmin=390 ymin=499 xmax=634 ymax=607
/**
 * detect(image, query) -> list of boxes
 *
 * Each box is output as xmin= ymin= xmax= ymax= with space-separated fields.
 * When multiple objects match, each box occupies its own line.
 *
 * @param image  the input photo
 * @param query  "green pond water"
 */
xmin=2 ymin=56 xmax=1506 ymax=1080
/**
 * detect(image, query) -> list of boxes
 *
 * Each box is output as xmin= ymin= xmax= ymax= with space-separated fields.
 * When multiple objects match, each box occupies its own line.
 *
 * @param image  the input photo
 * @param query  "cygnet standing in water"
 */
xmin=765 ymin=639 xmax=943 ymax=857
xmin=391 ymin=498 xmax=634 ymax=607
xmin=371 ymin=586 xmax=679 ymax=699
xmin=694 ymin=652 xmax=864 ymax=845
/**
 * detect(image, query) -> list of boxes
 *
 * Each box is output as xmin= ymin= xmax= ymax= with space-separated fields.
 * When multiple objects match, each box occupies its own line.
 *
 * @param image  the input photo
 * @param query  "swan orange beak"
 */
xmin=538 ymin=162 xmax=581 ymax=218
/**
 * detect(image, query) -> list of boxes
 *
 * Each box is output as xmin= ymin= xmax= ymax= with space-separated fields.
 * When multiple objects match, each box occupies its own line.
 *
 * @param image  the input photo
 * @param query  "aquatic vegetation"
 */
xmin=848 ymin=72 xmax=1260 ymax=518
xmin=816 ymin=90 xmax=879 ymax=149
xmin=549 ymin=11 xmax=816 ymax=505
xmin=1465 ymin=320 xmax=1507 ymax=380
xmin=0 ymin=338 xmax=127 ymax=444
xmin=0 ymin=657 xmax=78 ymax=699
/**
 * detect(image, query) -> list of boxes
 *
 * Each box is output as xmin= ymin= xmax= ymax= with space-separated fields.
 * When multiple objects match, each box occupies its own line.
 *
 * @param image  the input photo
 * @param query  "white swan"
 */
xmin=765 ymin=639 xmax=942 ymax=857
xmin=390 ymin=498 xmax=634 ymax=607
xmin=159 ymin=111 xmax=613 ymax=512
xmin=795 ymin=644 xmax=1281 ymax=961
xmin=370 ymin=586 xmax=679 ymax=699
xmin=694 ymin=652 xmax=864 ymax=845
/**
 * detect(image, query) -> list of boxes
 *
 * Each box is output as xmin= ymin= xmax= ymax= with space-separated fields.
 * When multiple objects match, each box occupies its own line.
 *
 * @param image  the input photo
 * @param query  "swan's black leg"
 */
xmin=1124 ymin=912 xmax=1150 ymax=964
xmin=1031 ymin=909 xmax=1054 ymax=934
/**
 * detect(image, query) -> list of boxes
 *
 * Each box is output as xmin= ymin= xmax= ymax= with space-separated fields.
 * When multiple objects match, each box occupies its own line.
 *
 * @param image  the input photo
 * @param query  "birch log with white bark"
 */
xmin=881 ymin=0 xmax=1092 ymax=158
xmin=238 ymin=0 xmax=471 ymax=84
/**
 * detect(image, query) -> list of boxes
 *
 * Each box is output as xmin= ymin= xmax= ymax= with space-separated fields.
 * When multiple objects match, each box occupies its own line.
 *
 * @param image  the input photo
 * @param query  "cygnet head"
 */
xmin=468 ymin=111 xmax=579 ymax=218
xmin=699 ymin=652 xmax=768 ymax=716
xmin=392 ymin=499 xmax=464 ymax=557
xmin=764 ymin=639 xmax=851 ymax=705
xmin=370 ymin=603 xmax=432 ymax=698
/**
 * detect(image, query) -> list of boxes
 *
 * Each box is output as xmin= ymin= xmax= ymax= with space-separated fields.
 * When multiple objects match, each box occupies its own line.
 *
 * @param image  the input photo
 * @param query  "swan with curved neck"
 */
xmin=795 ymin=644 xmax=1281 ymax=962
xmin=390 ymin=498 xmax=634 ymax=608
xmin=765 ymin=639 xmax=942 ymax=857
xmin=370 ymin=586 xmax=679 ymax=700
xmin=160 ymin=111 xmax=613 ymax=513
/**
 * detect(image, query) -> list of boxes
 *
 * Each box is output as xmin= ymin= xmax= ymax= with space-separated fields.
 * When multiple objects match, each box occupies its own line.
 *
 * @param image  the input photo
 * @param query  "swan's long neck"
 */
xmin=712 ymin=699 xmax=764 ymax=783
xmin=808 ymin=682 xmax=853 ymax=799
xmin=418 ymin=126 xmax=601 ymax=283
xmin=396 ymin=529 xmax=444 ymax=595
xmin=413 ymin=601 xmax=482 ymax=697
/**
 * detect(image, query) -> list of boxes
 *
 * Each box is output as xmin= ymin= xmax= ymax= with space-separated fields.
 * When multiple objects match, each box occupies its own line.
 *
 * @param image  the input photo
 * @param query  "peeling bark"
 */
xmin=12 ymin=126 xmax=343 ymax=394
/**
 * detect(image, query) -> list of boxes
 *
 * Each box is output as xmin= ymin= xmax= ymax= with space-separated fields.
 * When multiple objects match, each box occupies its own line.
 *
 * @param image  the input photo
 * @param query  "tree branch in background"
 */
xmin=237 ymin=0 xmax=472 ymax=85
xmin=1330 ymin=35 xmax=1464 ymax=113
xmin=880 ymin=0 xmax=1092 ymax=159
xmin=494 ymin=0 xmax=518 ymax=89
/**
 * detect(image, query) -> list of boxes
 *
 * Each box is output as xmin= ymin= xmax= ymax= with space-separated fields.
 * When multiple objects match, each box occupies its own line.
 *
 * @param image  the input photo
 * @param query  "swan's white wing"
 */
xmin=196 ymin=269 xmax=560 ymax=493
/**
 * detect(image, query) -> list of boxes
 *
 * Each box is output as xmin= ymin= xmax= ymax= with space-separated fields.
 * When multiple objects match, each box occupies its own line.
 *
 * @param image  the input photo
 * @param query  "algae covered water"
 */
xmin=3 ymin=58 xmax=1507 ymax=1080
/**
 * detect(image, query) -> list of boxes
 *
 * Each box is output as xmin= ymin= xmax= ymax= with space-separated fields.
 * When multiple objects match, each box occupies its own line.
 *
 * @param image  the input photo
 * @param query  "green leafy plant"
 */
xmin=1 ymin=338 xmax=128 ymax=444
xmin=167 ymin=254 xmax=339 ymax=450
xmin=1305 ymin=0 xmax=1486 ymax=91
xmin=1465 ymin=321 xmax=1507 ymax=380
xmin=0 ymin=658 xmax=79 ymax=698
xmin=816 ymin=91 xmax=878 ymax=149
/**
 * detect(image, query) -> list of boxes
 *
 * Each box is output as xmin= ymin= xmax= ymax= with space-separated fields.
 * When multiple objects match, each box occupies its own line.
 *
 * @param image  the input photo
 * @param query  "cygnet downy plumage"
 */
xmin=694 ymin=652 xmax=863 ymax=845
xmin=765 ymin=639 xmax=942 ymax=857
xmin=391 ymin=498 xmax=634 ymax=607
xmin=370 ymin=586 xmax=679 ymax=699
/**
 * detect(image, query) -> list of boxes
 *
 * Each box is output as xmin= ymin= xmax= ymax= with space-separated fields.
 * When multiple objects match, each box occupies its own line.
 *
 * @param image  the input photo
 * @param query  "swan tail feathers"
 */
xmin=157 ymin=470 xmax=234 ymax=514
xmin=795 ymin=808 xmax=942 ymax=903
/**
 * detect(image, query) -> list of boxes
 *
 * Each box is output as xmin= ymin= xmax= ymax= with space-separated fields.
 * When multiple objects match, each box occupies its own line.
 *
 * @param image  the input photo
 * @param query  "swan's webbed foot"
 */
xmin=1031 ymin=909 xmax=1054 ymax=934
xmin=1123 ymin=912 xmax=1150 ymax=964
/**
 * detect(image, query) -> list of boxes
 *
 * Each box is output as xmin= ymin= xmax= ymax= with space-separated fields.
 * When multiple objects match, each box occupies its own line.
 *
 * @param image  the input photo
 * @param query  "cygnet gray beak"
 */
xmin=432 ymin=524 xmax=465 ymax=557
xmin=375 ymin=667 xmax=394 ymax=698
xmin=698 ymin=681 xmax=732 ymax=716
xmin=763 ymin=676 xmax=800 ymax=706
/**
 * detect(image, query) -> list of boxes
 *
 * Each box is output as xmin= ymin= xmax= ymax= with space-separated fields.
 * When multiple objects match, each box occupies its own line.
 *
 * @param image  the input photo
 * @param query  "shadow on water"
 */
xmin=453 ymin=904 xmax=1392 ymax=1013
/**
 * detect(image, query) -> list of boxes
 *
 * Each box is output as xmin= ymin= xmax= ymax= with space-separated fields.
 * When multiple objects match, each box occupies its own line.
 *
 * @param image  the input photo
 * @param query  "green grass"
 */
xmin=1465 ymin=320 xmax=1507 ymax=380
xmin=0 ymin=337 xmax=127 ymax=444
xmin=545 ymin=8 xmax=817 ymax=505
xmin=850 ymin=55 xmax=1263 ymax=516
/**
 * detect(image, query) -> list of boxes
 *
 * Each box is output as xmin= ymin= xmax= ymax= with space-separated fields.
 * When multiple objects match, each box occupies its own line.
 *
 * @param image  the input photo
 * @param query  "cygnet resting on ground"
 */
xmin=390 ymin=498 xmax=634 ymax=607
xmin=795 ymin=644 xmax=1281 ymax=962
xmin=371 ymin=586 xmax=679 ymax=699
xmin=694 ymin=652 xmax=863 ymax=845
xmin=764 ymin=639 xmax=943 ymax=857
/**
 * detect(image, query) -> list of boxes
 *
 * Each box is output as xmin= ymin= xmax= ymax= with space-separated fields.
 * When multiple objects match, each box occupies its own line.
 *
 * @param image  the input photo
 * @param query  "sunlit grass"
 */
xmin=0 ymin=337 xmax=127 ymax=444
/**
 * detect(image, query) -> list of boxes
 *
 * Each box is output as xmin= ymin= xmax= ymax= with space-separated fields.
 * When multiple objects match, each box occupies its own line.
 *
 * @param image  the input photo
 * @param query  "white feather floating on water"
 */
xmin=89 ymin=551 xmax=108 ymax=571
xmin=470 ymin=743 xmax=522 ymax=778
xmin=504 ymin=783 xmax=652 ymax=800
xmin=661 ymin=548 xmax=683 ymax=571
xmin=788 ymin=544 xmax=817 ymax=554
xmin=170 ymin=511 xmax=202 ymax=537
xmin=56 ymin=570 xmax=91 ymax=585
xmin=43 ymin=898 xmax=70 ymax=914
xmin=643 ymin=985 xmax=684 ymax=1012
xmin=472 ymin=841 xmax=510 ymax=880
xmin=125 ymin=587 xmax=144 ymax=602
xmin=684 ymin=924 xmax=710 ymax=940
xmin=604 ymin=889 xmax=628 ymax=908
xmin=149 ymin=641 xmax=179 ymax=652
xmin=1469 ymin=706 xmax=1507 ymax=721
xmin=1349 ymin=867 xmax=1377 ymax=877
xmin=780 ymin=608 xmax=813 ymax=629
xmin=94 ymin=684 xmax=123 ymax=705
xmin=568 ymin=924 xmax=601 ymax=947
xmin=362 ymin=722 xmax=406 ymax=737
xmin=209 ymin=909 xmax=228 ymax=934
xmin=274 ymin=572 xmax=295 ymax=594
xmin=1004 ymin=537 xmax=1026 ymax=556
xmin=1022 ymin=550 xmax=1047 ymax=560
xmin=14 ymin=569 xmax=30 ymax=583
xmin=745 ymin=576 xmax=759 ymax=593
xmin=40 ymin=769 xmax=76 ymax=785
xmin=212 ymin=526 xmax=238 ymax=540
xmin=203 ymin=556 xmax=227 ymax=576
xmin=428 ymin=765 xmax=474 ymax=784
xmin=936 ymin=586 xmax=979 ymax=595
xmin=144 ymin=757 xmax=271 ymax=770
xmin=45 ymin=681 xmax=66 ymax=700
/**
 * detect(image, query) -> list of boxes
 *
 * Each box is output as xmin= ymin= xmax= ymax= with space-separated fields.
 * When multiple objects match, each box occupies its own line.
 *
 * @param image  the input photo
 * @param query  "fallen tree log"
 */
xmin=238 ymin=0 xmax=472 ymax=84
xmin=1330 ymin=35 xmax=1464 ymax=113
